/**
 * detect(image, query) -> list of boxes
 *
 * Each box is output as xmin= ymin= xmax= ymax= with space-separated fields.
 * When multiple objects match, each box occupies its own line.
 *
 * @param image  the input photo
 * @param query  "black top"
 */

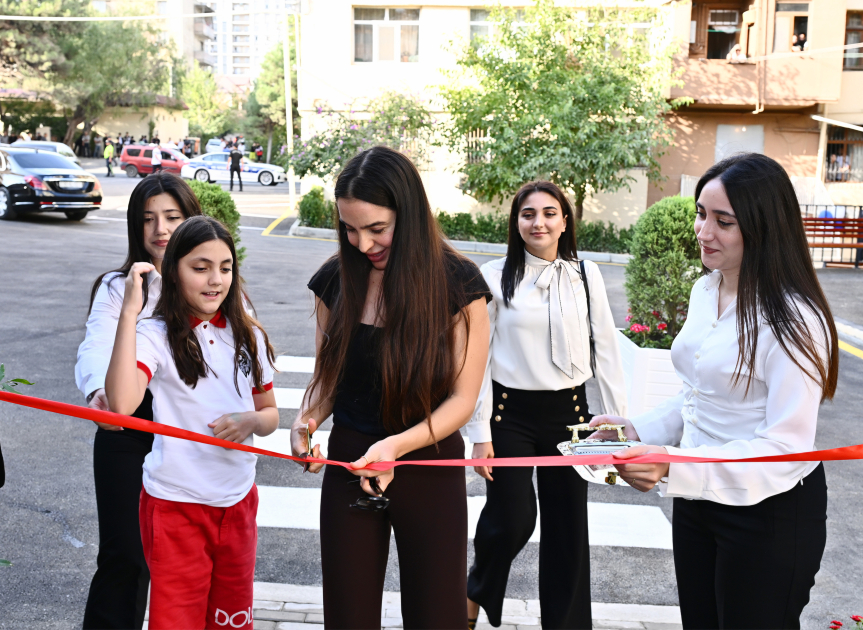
xmin=308 ymin=254 xmax=492 ymax=437
xmin=229 ymin=149 xmax=243 ymax=169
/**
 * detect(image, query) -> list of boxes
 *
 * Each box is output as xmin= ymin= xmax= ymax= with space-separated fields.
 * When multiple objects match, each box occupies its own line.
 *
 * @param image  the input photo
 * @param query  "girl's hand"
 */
xmin=349 ymin=437 xmax=398 ymax=496
xmin=88 ymin=389 xmax=122 ymax=431
xmin=122 ymin=262 xmax=155 ymax=316
xmin=208 ymin=412 xmax=257 ymax=445
xmin=611 ymin=445 xmax=670 ymax=492
xmin=588 ymin=414 xmax=641 ymax=442
xmin=472 ymin=442 xmax=494 ymax=481
xmin=291 ymin=418 xmax=323 ymax=473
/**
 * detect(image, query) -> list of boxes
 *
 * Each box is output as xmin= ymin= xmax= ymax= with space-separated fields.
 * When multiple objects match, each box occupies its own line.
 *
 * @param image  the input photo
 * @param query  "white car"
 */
xmin=181 ymin=152 xmax=287 ymax=186
xmin=12 ymin=140 xmax=79 ymax=164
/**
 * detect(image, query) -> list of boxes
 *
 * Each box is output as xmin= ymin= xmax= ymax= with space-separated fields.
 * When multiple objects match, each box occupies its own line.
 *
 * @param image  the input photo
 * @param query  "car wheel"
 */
xmin=65 ymin=211 xmax=88 ymax=221
xmin=125 ymin=165 xmax=138 ymax=178
xmin=195 ymin=169 xmax=211 ymax=183
xmin=258 ymin=171 xmax=274 ymax=186
xmin=0 ymin=187 xmax=16 ymax=220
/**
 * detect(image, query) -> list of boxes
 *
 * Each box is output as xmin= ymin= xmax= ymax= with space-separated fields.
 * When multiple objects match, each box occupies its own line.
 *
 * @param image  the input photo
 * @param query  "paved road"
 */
xmin=0 ymin=205 xmax=861 ymax=628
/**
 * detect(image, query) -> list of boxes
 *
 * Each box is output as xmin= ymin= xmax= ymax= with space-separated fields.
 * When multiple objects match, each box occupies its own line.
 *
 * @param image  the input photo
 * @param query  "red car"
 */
xmin=119 ymin=145 xmax=187 ymax=178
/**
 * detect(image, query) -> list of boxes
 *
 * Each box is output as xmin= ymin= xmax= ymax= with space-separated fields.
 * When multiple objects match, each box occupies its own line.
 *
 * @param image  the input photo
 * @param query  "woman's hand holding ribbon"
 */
xmin=350 ymin=437 xmax=398 ymax=496
xmin=290 ymin=418 xmax=323 ymax=473
xmin=611 ymin=445 xmax=670 ymax=492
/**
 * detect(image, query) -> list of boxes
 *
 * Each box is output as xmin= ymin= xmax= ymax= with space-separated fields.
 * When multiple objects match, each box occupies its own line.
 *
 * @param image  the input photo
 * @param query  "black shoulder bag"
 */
xmin=579 ymin=260 xmax=597 ymax=376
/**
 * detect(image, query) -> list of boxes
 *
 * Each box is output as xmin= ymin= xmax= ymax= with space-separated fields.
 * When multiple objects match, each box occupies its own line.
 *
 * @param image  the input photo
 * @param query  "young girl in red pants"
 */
xmin=105 ymin=215 xmax=278 ymax=630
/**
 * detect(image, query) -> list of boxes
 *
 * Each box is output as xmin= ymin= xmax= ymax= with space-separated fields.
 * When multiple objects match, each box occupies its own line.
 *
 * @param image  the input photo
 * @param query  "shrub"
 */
xmin=187 ymin=179 xmax=245 ymax=263
xmin=298 ymin=186 xmax=337 ymax=229
xmin=576 ymin=221 xmax=633 ymax=254
xmin=623 ymin=195 xmax=701 ymax=346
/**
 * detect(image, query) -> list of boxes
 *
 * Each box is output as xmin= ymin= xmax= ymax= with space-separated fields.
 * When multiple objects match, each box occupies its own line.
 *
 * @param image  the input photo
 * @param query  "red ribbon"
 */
xmin=2 ymin=391 xmax=862 ymax=470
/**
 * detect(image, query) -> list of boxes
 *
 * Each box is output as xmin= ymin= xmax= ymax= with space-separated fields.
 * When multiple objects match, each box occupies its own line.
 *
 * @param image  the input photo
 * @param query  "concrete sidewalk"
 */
xmin=143 ymin=582 xmax=683 ymax=630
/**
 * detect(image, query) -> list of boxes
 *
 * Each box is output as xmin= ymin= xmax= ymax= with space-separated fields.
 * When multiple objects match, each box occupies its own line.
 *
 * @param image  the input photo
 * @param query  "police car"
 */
xmin=180 ymin=152 xmax=287 ymax=186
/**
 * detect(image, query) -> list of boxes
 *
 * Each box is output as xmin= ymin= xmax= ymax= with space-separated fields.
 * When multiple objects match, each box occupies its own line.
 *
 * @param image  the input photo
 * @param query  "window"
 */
xmin=126 ymin=148 xmax=141 ymax=157
xmin=233 ymin=35 xmax=250 ymax=42
xmin=715 ymin=124 xmax=764 ymax=162
xmin=470 ymin=9 xmax=491 ymax=41
xmin=234 ymin=56 xmax=250 ymax=65
xmin=353 ymin=8 xmax=420 ymax=63
xmin=845 ymin=12 xmax=863 ymax=70
xmin=690 ymin=2 xmax=749 ymax=59
xmin=156 ymin=1 xmax=168 ymax=15
xmin=774 ymin=2 xmax=809 ymax=52
xmin=826 ymin=126 xmax=863 ymax=182
xmin=707 ymin=9 xmax=739 ymax=58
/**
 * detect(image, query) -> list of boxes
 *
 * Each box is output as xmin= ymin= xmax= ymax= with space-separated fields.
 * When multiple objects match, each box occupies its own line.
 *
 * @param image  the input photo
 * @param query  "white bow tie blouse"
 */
xmin=632 ymin=270 xmax=828 ymax=506
xmin=467 ymin=251 xmax=628 ymax=443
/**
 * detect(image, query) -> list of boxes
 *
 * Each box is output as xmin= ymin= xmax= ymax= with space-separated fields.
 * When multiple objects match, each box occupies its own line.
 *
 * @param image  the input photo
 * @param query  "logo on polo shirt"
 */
xmin=238 ymin=350 xmax=251 ymax=377
xmin=215 ymin=606 xmax=252 ymax=627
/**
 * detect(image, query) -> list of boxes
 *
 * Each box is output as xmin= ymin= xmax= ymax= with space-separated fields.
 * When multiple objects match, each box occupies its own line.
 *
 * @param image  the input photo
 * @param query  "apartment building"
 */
xmin=297 ymin=1 xmax=863 ymax=219
xmin=208 ymin=0 xmax=294 ymax=81
xmin=656 ymin=0 xmax=863 ymax=207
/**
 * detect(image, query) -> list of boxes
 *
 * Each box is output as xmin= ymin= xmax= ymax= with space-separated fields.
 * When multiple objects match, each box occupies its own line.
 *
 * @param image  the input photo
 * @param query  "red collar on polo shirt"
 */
xmin=189 ymin=310 xmax=227 ymax=329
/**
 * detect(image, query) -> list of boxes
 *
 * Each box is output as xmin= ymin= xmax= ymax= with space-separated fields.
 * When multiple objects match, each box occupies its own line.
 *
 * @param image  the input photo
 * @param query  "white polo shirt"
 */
xmin=136 ymin=311 xmax=274 ymax=507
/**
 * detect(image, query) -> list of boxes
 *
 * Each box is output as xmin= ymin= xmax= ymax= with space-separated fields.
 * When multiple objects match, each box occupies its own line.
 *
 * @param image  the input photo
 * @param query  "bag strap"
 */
xmin=579 ymin=260 xmax=597 ymax=376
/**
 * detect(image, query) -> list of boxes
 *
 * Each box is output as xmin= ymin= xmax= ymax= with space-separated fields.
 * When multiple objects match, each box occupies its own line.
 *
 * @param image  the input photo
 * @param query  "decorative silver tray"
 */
xmin=556 ymin=423 xmax=641 ymax=486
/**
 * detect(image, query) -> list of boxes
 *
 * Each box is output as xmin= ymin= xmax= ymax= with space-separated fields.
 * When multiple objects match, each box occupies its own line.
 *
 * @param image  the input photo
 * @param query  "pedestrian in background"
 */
xmin=466 ymin=181 xmax=627 ymax=630
xmin=591 ymin=153 xmax=839 ymax=628
xmin=291 ymin=146 xmax=491 ymax=629
xmin=103 ymin=141 xmax=114 ymax=177
xmin=77 ymin=173 xmax=203 ymax=629
xmin=150 ymin=146 xmax=162 ymax=174
xmin=82 ymin=131 xmax=91 ymax=158
xmin=94 ymin=136 xmax=104 ymax=160
xmin=229 ymin=143 xmax=244 ymax=192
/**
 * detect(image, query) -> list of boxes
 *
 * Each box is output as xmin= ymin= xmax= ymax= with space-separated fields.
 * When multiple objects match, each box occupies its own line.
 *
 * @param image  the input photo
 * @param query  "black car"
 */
xmin=0 ymin=148 xmax=102 ymax=221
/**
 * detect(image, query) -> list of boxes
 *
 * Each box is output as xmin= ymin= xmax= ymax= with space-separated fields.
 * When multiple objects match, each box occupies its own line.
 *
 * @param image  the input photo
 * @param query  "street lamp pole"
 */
xmin=283 ymin=9 xmax=296 ymax=214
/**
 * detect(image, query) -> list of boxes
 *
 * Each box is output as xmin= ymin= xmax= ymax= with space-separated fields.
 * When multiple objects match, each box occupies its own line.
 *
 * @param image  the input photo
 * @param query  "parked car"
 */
xmin=205 ymin=138 xmax=225 ymax=153
xmin=11 ymin=140 xmax=80 ymax=165
xmin=119 ymin=145 xmax=188 ymax=178
xmin=181 ymin=152 xmax=287 ymax=186
xmin=0 ymin=148 xmax=102 ymax=221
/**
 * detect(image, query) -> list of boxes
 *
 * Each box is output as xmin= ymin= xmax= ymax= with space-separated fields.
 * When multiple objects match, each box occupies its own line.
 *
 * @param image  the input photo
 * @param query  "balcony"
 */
xmin=194 ymin=21 xmax=216 ymax=40
xmin=194 ymin=50 xmax=217 ymax=67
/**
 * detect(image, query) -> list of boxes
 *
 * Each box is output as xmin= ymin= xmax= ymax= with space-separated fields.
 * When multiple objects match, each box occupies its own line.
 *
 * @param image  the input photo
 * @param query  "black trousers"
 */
xmin=230 ymin=167 xmax=243 ymax=191
xmin=82 ymin=391 xmax=154 ymax=630
xmin=673 ymin=463 xmax=827 ymax=629
xmin=320 ymin=425 xmax=468 ymax=630
xmin=468 ymin=382 xmax=592 ymax=629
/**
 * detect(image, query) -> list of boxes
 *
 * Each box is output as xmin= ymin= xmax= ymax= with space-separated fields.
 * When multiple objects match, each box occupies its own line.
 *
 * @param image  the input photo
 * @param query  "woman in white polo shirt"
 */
xmin=106 ymin=216 xmax=278 ymax=630
xmin=591 ymin=153 xmax=839 ymax=628
xmin=76 ymin=172 xmax=201 ymax=630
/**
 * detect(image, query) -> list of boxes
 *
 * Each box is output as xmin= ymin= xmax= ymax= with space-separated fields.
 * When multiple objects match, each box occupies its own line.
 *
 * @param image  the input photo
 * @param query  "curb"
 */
xmin=284 ymin=225 xmax=632 ymax=263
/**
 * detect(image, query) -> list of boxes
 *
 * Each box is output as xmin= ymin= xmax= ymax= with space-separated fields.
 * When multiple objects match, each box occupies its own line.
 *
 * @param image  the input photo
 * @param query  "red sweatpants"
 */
xmin=139 ymin=485 xmax=258 ymax=630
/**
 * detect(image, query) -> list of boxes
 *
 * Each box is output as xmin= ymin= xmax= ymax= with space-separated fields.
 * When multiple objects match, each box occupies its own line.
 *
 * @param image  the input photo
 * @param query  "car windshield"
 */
xmin=11 ymin=152 xmax=80 ymax=169
xmin=15 ymin=143 xmax=57 ymax=153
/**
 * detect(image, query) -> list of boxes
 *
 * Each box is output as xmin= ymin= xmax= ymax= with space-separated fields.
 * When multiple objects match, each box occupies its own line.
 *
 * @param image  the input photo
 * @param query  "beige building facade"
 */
xmin=296 ymin=0 xmax=863 ymax=222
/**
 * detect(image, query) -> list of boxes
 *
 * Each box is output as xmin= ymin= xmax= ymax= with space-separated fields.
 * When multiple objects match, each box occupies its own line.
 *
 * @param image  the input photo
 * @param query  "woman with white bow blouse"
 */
xmin=466 ymin=181 xmax=627 ymax=630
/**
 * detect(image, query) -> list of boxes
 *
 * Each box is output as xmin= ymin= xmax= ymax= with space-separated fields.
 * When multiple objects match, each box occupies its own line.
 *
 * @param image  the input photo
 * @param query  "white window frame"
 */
xmin=469 ymin=8 xmax=494 ymax=42
xmin=353 ymin=7 xmax=421 ymax=64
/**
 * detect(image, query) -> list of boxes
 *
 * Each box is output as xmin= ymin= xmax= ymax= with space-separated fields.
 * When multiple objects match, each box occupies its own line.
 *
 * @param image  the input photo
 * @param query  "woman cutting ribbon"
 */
xmin=466 ymin=181 xmax=627 ymax=629
xmin=590 ymin=153 xmax=839 ymax=629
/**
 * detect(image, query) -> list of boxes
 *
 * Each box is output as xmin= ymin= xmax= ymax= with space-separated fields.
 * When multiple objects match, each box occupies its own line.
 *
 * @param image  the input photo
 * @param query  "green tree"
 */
xmin=288 ymin=91 xmax=435 ymax=180
xmin=246 ymin=41 xmax=298 ymax=163
xmin=624 ymin=195 xmax=701 ymax=343
xmin=181 ymin=64 xmax=236 ymax=141
xmin=440 ymin=1 xmax=688 ymax=219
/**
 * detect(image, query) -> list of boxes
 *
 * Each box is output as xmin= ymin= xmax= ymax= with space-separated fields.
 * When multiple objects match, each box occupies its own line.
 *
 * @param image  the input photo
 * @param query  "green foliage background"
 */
xmin=287 ymin=91 xmax=435 ymax=179
xmin=187 ymin=180 xmax=245 ymax=263
xmin=624 ymin=196 xmax=701 ymax=341
xmin=439 ymin=1 xmax=685 ymax=215
xmin=297 ymin=186 xmax=336 ymax=229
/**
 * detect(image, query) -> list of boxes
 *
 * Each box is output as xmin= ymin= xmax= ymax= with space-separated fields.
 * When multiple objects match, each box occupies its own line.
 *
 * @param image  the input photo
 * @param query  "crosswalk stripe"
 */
xmin=274 ymin=387 xmax=306 ymax=409
xmin=255 ymin=486 xmax=673 ymax=549
xmin=275 ymin=355 xmax=316 ymax=373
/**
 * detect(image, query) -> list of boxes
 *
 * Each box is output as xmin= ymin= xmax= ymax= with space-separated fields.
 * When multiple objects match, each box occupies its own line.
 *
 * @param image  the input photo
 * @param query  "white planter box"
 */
xmin=616 ymin=330 xmax=683 ymax=417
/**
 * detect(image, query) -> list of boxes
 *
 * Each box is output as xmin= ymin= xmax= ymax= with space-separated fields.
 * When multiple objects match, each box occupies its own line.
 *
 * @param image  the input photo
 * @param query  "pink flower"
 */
xmin=625 ymin=315 xmax=632 ymax=322
xmin=657 ymin=322 xmax=667 ymax=331
xmin=850 ymin=618 xmax=862 ymax=624
xmin=652 ymin=310 xmax=660 ymax=318
xmin=629 ymin=324 xmax=640 ymax=333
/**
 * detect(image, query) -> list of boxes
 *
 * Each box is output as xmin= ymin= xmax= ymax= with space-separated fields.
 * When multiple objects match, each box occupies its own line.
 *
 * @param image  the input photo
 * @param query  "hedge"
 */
xmin=187 ymin=179 xmax=245 ymax=263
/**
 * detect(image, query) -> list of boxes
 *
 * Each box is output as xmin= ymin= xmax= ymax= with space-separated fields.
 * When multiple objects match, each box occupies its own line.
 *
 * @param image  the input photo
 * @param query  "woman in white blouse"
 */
xmin=466 ymin=181 xmax=627 ymax=630
xmin=75 ymin=173 xmax=201 ymax=630
xmin=591 ymin=153 xmax=838 ymax=629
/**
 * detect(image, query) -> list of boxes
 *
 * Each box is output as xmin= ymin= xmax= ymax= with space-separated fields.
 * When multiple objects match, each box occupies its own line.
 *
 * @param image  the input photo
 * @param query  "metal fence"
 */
xmin=800 ymin=204 xmax=863 ymax=268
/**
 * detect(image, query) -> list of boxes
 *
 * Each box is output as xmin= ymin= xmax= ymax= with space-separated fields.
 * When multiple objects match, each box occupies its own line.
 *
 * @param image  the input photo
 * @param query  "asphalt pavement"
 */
xmin=0 ymin=200 xmax=861 ymax=628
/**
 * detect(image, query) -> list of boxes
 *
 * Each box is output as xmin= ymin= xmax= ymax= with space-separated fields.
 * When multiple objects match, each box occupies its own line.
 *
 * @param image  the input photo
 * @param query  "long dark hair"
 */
xmin=501 ymin=180 xmax=579 ymax=305
xmin=306 ymin=146 xmax=470 ymax=435
xmin=154 ymin=216 xmax=275 ymax=394
xmin=695 ymin=153 xmax=838 ymax=400
xmin=88 ymin=172 xmax=203 ymax=312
